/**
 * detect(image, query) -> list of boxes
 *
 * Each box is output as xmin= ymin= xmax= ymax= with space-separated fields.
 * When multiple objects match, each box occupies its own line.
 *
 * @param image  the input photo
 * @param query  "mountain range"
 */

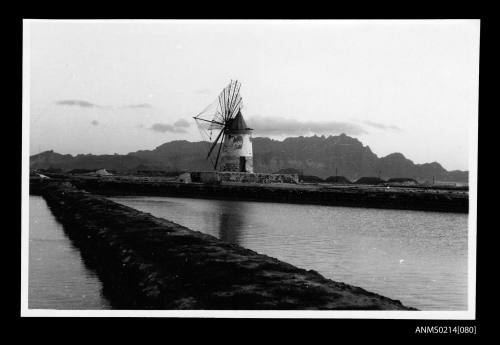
xmin=30 ymin=134 xmax=468 ymax=182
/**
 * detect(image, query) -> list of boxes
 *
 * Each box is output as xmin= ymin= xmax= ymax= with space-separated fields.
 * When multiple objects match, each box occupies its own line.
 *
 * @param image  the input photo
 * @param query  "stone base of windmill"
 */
xmin=190 ymin=171 xmax=299 ymax=185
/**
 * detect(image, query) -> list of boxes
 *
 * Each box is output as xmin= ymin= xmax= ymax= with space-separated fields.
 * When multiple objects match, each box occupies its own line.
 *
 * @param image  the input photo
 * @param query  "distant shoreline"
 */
xmin=29 ymin=133 xmax=469 ymax=184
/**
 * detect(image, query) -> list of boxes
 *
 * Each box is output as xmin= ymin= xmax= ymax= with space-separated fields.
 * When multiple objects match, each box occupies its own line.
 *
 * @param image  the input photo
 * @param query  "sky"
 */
xmin=26 ymin=20 xmax=479 ymax=171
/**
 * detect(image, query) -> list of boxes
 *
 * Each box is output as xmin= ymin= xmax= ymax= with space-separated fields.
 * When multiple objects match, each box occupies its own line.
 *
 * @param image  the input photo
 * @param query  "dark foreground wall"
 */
xmin=31 ymin=180 xmax=414 ymax=310
xmin=68 ymin=177 xmax=468 ymax=213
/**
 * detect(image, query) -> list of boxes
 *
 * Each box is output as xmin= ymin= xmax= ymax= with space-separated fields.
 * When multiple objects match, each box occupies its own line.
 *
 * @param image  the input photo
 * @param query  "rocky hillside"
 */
xmin=30 ymin=150 xmax=161 ymax=172
xmin=253 ymin=135 xmax=467 ymax=182
xmin=30 ymin=134 xmax=468 ymax=182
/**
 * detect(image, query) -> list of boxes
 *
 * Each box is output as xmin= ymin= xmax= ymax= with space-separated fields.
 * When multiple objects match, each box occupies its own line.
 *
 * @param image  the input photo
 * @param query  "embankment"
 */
xmin=65 ymin=176 xmax=468 ymax=213
xmin=30 ymin=180 xmax=414 ymax=310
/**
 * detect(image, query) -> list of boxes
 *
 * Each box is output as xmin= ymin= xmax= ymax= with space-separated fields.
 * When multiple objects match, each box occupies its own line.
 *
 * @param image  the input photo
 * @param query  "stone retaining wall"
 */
xmin=190 ymin=171 xmax=299 ymax=184
xmin=63 ymin=176 xmax=468 ymax=213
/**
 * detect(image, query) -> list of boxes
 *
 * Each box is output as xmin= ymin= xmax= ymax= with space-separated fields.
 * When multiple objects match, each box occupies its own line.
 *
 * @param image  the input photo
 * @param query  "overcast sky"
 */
xmin=26 ymin=20 xmax=479 ymax=171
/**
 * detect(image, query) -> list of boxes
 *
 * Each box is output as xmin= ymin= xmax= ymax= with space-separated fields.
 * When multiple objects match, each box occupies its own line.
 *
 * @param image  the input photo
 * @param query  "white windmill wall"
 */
xmin=220 ymin=130 xmax=253 ymax=173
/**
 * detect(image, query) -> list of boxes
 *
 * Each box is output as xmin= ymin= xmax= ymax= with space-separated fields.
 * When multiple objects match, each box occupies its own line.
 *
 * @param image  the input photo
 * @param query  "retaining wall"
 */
xmin=64 ymin=176 xmax=468 ymax=213
xmin=190 ymin=171 xmax=299 ymax=184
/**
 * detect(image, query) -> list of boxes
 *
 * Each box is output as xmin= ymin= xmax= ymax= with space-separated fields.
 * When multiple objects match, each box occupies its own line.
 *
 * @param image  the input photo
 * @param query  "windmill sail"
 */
xmin=194 ymin=80 xmax=244 ymax=169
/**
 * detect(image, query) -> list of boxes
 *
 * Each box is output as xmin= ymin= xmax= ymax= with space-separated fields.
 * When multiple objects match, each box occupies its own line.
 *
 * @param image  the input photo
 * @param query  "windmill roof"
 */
xmin=226 ymin=110 xmax=252 ymax=131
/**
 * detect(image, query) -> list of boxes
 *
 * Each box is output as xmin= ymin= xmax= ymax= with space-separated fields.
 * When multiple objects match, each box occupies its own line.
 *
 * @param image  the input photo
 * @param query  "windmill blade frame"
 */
xmin=193 ymin=79 xmax=245 ymax=170
xmin=206 ymin=124 xmax=226 ymax=159
xmin=213 ymin=132 xmax=225 ymax=170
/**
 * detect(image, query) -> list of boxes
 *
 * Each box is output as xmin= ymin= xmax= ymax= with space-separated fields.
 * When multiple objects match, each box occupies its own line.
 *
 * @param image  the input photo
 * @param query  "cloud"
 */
xmin=148 ymin=119 xmax=191 ymax=133
xmin=195 ymin=88 xmax=211 ymax=95
xmin=56 ymin=100 xmax=155 ymax=110
xmin=150 ymin=123 xmax=188 ymax=133
xmin=56 ymin=100 xmax=100 ymax=108
xmin=174 ymin=119 xmax=191 ymax=128
xmin=248 ymin=116 xmax=368 ymax=136
xmin=124 ymin=103 xmax=153 ymax=109
xmin=363 ymin=120 xmax=402 ymax=131
xmin=91 ymin=120 xmax=99 ymax=126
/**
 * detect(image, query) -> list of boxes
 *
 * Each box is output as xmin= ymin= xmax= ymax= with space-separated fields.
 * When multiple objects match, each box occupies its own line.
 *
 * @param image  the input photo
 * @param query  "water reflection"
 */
xmin=213 ymin=200 xmax=247 ymax=244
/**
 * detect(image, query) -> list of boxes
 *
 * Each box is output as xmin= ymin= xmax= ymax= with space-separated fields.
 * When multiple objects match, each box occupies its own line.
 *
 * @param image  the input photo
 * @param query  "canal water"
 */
xmin=28 ymin=196 xmax=110 ymax=309
xmin=110 ymin=196 xmax=468 ymax=311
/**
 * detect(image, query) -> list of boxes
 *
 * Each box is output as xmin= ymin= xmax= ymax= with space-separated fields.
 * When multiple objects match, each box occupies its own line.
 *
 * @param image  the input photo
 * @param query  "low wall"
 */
xmin=61 ymin=176 xmax=468 ymax=213
xmin=190 ymin=171 xmax=299 ymax=184
xmin=31 ymin=180 xmax=414 ymax=310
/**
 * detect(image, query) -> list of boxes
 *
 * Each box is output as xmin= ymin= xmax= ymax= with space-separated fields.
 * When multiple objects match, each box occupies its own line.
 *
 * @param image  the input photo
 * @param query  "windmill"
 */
xmin=194 ymin=80 xmax=253 ymax=173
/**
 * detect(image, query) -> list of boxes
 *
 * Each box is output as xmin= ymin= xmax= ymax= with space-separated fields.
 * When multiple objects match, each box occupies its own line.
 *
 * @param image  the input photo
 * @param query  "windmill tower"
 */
xmin=194 ymin=80 xmax=254 ymax=173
